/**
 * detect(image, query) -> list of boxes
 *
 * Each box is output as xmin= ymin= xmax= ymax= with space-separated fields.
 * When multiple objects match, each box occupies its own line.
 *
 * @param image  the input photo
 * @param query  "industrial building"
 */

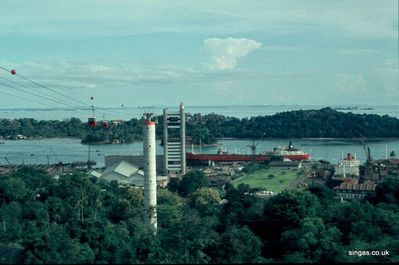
xmin=105 ymin=154 xmax=165 ymax=172
xmin=100 ymin=160 xmax=144 ymax=185
xmin=334 ymin=182 xmax=376 ymax=201
xmin=92 ymin=160 xmax=169 ymax=188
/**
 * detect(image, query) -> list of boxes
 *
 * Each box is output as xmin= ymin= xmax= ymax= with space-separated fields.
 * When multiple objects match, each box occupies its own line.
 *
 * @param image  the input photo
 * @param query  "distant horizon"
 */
xmin=0 ymin=103 xmax=397 ymax=111
xmin=1 ymin=104 xmax=398 ymax=121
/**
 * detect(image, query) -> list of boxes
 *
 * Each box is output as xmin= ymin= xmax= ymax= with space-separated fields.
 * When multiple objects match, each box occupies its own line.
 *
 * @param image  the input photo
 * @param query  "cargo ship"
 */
xmin=267 ymin=141 xmax=311 ymax=161
xmin=186 ymin=141 xmax=310 ymax=164
xmin=186 ymin=148 xmax=271 ymax=165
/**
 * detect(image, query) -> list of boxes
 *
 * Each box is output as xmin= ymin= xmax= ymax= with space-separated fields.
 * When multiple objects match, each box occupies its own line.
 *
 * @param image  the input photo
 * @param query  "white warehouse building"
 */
xmin=100 ymin=160 xmax=145 ymax=186
xmin=98 ymin=160 xmax=169 ymax=188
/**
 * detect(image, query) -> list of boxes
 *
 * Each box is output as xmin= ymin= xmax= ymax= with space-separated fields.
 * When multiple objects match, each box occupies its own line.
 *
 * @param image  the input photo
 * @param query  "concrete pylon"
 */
xmin=180 ymin=102 xmax=186 ymax=175
xmin=143 ymin=116 xmax=157 ymax=231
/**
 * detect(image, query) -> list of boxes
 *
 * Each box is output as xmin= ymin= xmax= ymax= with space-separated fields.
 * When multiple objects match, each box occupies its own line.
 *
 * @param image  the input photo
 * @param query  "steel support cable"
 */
xmin=98 ymin=108 xmax=130 ymax=117
xmin=0 ymin=88 xmax=58 ymax=108
xmin=0 ymin=75 xmax=76 ymax=106
xmin=0 ymin=66 xmax=91 ymax=108
xmin=0 ymin=66 xmax=130 ymax=118
xmin=0 ymin=81 xmax=84 ymax=109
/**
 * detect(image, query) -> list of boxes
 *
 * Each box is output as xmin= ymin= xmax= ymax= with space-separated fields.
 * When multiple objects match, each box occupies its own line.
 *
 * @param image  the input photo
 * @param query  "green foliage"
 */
xmin=372 ymin=176 xmax=399 ymax=204
xmin=265 ymin=190 xmax=321 ymax=230
xmin=169 ymin=170 xmax=209 ymax=197
xmin=2 ymin=108 xmax=399 ymax=146
xmin=189 ymin=187 xmax=222 ymax=216
xmin=1 ymin=167 xmax=399 ymax=263
xmin=217 ymin=226 xmax=265 ymax=264
xmin=280 ymin=217 xmax=342 ymax=263
xmin=189 ymin=187 xmax=221 ymax=208
xmin=234 ymin=168 xmax=299 ymax=192
xmin=185 ymin=108 xmax=399 ymax=140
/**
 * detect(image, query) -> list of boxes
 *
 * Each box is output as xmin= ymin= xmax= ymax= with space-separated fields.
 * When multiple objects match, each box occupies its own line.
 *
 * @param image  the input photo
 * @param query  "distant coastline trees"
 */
xmin=1 ymin=108 xmax=399 ymax=144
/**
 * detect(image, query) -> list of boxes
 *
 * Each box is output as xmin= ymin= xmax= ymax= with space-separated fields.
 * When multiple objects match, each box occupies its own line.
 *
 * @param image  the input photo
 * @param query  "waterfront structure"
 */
xmin=143 ymin=114 xmax=157 ymax=230
xmin=334 ymin=153 xmax=360 ymax=178
xmin=334 ymin=182 xmax=376 ymax=200
xmin=163 ymin=103 xmax=186 ymax=175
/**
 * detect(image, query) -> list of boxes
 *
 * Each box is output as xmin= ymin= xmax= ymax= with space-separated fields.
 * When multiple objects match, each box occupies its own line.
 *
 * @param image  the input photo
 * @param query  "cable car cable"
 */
xmin=0 ymin=81 xmax=85 ymax=109
xmin=0 ymin=75 xmax=76 ymax=106
xmin=0 ymin=89 xmax=59 ymax=108
xmin=0 ymin=66 xmax=91 ymax=108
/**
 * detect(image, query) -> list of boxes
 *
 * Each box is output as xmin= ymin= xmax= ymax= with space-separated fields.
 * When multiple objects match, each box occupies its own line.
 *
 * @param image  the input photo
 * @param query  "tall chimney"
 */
xmin=143 ymin=114 xmax=157 ymax=231
xmin=180 ymin=102 xmax=186 ymax=175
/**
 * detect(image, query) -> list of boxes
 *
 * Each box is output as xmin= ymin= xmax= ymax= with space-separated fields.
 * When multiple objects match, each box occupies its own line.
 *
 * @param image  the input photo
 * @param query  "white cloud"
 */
xmin=204 ymin=37 xmax=261 ymax=70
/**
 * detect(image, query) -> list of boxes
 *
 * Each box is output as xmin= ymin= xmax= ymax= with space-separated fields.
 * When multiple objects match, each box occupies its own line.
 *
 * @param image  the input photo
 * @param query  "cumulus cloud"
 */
xmin=204 ymin=37 xmax=261 ymax=70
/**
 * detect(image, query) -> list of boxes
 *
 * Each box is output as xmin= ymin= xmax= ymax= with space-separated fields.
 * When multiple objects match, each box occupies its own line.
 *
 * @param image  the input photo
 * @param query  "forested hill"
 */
xmin=0 ymin=107 xmax=398 ymax=144
xmin=190 ymin=107 xmax=399 ymax=142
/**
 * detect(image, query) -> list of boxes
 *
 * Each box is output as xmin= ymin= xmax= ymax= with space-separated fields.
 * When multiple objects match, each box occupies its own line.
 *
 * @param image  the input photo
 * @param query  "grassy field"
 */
xmin=233 ymin=168 xmax=301 ymax=193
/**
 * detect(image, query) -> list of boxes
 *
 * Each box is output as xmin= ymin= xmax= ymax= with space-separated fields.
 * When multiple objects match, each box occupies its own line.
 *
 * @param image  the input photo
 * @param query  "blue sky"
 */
xmin=0 ymin=0 xmax=398 ymax=108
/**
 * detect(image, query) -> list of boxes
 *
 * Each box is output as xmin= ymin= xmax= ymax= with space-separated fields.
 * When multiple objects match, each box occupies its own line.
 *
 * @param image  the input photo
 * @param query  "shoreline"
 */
xmin=217 ymin=137 xmax=399 ymax=141
xmin=3 ymin=136 xmax=399 ymax=143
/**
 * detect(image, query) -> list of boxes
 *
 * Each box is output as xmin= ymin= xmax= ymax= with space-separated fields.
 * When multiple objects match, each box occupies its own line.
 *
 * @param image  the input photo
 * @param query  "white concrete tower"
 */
xmin=143 ymin=114 xmax=157 ymax=230
xmin=180 ymin=102 xmax=186 ymax=175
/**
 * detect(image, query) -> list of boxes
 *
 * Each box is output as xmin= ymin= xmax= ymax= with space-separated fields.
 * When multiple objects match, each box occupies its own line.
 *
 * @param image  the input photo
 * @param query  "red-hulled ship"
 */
xmin=186 ymin=141 xmax=310 ymax=164
xmin=186 ymin=148 xmax=270 ymax=165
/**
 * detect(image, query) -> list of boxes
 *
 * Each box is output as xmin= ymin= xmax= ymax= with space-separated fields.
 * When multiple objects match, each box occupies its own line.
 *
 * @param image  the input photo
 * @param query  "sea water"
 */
xmin=1 ymin=138 xmax=398 ymax=168
xmin=1 ymin=105 xmax=398 ymax=167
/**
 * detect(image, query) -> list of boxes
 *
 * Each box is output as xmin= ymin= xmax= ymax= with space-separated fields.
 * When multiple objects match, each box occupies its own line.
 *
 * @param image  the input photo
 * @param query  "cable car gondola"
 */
xmin=88 ymin=99 xmax=97 ymax=127
xmin=88 ymin=117 xmax=97 ymax=127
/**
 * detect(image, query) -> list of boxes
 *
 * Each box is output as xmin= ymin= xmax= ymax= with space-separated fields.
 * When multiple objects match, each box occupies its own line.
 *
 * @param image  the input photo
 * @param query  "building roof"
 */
xmin=102 ymin=160 xmax=140 ymax=178
xmin=376 ymin=159 xmax=399 ymax=165
xmin=89 ymin=170 xmax=102 ymax=178
xmin=334 ymin=182 xmax=376 ymax=191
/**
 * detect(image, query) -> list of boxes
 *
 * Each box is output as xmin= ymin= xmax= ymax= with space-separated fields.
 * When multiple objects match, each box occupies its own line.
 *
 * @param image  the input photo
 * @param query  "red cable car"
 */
xmin=88 ymin=117 xmax=97 ymax=127
xmin=88 ymin=100 xmax=97 ymax=127
xmin=10 ymin=69 xmax=16 ymax=75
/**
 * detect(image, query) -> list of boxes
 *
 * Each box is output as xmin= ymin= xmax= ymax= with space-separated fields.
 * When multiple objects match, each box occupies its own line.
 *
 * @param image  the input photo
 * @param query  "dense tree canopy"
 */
xmin=1 ymin=108 xmax=398 ymax=144
xmin=0 ymin=167 xmax=398 ymax=263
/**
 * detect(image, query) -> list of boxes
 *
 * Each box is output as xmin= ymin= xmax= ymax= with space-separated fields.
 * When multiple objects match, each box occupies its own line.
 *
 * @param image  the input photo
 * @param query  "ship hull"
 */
xmin=186 ymin=152 xmax=270 ymax=164
xmin=186 ymin=153 xmax=310 ymax=164
xmin=283 ymin=154 xmax=311 ymax=161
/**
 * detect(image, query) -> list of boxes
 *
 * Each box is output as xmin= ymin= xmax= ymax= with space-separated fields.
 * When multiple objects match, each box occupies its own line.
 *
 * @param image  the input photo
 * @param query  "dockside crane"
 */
xmin=247 ymin=139 xmax=259 ymax=156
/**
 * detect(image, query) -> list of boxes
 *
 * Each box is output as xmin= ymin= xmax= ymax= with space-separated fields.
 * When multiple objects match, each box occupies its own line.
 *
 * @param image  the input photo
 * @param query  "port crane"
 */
xmin=247 ymin=139 xmax=259 ymax=158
